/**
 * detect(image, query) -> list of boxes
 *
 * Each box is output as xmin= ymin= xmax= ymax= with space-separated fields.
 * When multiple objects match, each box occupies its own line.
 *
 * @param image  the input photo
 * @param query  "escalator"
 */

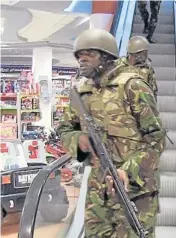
xmin=18 ymin=1 xmax=176 ymax=238
xmin=132 ymin=1 xmax=176 ymax=237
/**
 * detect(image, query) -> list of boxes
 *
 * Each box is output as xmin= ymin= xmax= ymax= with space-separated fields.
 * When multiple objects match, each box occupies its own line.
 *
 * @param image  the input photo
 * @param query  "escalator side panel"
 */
xmin=119 ymin=0 xmax=136 ymax=56
xmin=18 ymin=154 xmax=72 ymax=238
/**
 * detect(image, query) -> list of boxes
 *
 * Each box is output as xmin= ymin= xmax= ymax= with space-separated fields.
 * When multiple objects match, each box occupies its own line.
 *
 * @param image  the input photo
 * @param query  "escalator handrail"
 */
xmin=18 ymin=154 xmax=72 ymax=238
xmin=174 ymin=1 xmax=176 ymax=48
xmin=119 ymin=0 xmax=137 ymax=57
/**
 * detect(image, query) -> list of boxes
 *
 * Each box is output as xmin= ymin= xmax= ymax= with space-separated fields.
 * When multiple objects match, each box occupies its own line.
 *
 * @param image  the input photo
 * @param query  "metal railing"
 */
xmin=18 ymin=154 xmax=72 ymax=238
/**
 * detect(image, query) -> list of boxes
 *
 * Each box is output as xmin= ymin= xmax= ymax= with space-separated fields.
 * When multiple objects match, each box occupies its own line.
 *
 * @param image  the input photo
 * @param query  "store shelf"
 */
xmin=20 ymin=94 xmax=40 ymax=98
xmin=0 ymin=93 xmax=17 ymax=98
xmin=21 ymin=120 xmax=40 ymax=123
xmin=55 ymin=95 xmax=69 ymax=98
xmin=0 ymin=107 xmax=17 ymax=110
xmin=21 ymin=109 xmax=40 ymax=113
xmin=55 ymin=105 xmax=69 ymax=108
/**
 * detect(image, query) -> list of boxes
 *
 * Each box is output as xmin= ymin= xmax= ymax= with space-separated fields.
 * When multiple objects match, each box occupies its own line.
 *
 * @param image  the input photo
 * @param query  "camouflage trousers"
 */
xmin=138 ymin=1 xmax=161 ymax=37
xmin=84 ymin=170 xmax=159 ymax=238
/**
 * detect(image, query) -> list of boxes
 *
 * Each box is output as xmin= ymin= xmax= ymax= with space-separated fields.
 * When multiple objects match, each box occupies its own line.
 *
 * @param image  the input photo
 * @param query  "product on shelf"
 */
xmin=21 ymin=96 xmax=40 ymax=110
xmin=21 ymin=96 xmax=32 ymax=110
xmin=0 ymin=123 xmax=17 ymax=139
xmin=2 ymin=114 xmax=17 ymax=123
xmin=53 ymin=108 xmax=65 ymax=125
xmin=52 ymin=79 xmax=65 ymax=95
xmin=0 ymin=98 xmax=17 ymax=109
xmin=0 ymin=92 xmax=18 ymax=139
xmin=0 ymin=71 xmax=41 ymax=140
xmin=32 ymin=98 xmax=40 ymax=110
xmin=21 ymin=112 xmax=40 ymax=122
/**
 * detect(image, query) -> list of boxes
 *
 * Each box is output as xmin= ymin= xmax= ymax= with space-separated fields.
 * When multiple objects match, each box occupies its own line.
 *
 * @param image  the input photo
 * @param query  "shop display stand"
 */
xmin=0 ymin=92 xmax=20 ymax=139
xmin=0 ymin=72 xmax=41 ymax=141
xmin=51 ymin=76 xmax=70 ymax=127
xmin=52 ymin=95 xmax=70 ymax=126
xmin=20 ymin=93 xmax=41 ymax=140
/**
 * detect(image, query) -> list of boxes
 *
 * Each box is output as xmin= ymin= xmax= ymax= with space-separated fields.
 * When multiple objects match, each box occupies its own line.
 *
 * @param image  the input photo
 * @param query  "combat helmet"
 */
xmin=127 ymin=36 xmax=149 ymax=54
xmin=73 ymin=28 xmax=118 ymax=59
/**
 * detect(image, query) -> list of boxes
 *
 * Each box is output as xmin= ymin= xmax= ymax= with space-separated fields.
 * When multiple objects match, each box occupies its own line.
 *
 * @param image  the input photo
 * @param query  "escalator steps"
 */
xmin=131 ymin=33 xmax=174 ymax=44
xmin=134 ymin=15 xmax=174 ymax=25
xmin=157 ymin=81 xmax=176 ymax=96
xmin=133 ymin=24 xmax=174 ymax=34
xmin=149 ymin=55 xmax=175 ymax=67
xmin=159 ymin=150 xmax=176 ymax=172
xmin=148 ymin=44 xmax=175 ymax=55
xmin=154 ymin=68 xmax=176 ymax=81
xmin=155 ymin=226 xmax=176 ymax=238
xmin=160 ymin=173 xmax=176 ymax=197
xmin=157 ymin=96 xmax=176 ymax=112
xmin=160 ymin=112 xmax=176 ymax=129
xmin=157 ymin=197 xmax=176 ymax=226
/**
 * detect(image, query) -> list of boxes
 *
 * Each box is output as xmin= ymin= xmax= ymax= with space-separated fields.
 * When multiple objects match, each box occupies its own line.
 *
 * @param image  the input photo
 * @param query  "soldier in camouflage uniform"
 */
xmin=57 ymin=28 xmax=166 ymax=238
xmin=138 ymin=0 xmax=162 ymax=43
xmin=117 ymin=36 xmax=158 ymax=100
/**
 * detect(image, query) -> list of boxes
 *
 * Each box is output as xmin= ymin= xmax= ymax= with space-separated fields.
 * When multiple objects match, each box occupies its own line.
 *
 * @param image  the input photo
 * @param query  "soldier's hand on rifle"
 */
xmin=106 ymin=169 xmax=129 ymax=196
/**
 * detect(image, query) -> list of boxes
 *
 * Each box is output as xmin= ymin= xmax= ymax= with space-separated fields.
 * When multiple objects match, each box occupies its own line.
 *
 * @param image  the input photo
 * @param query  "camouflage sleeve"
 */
xmin=56 ymin=106 xmax=85 ymax=157
xmin=121 ymin=78 xmax=165 ymax=180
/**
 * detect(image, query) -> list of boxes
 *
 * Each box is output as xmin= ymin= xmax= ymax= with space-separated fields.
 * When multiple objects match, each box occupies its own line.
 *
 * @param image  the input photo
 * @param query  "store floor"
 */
xmin=1 ymin=185 xmax=80 ymax=238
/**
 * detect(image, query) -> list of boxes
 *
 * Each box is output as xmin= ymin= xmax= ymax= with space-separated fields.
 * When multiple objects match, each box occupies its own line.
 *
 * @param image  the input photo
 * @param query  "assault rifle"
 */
xmin=70 ymin=86 xmax=148 ymax=238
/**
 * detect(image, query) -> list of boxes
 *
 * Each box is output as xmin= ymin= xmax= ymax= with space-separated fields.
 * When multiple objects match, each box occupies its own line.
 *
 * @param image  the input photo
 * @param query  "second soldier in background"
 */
xmin=117 ymin=35 xmax=158 ymax=100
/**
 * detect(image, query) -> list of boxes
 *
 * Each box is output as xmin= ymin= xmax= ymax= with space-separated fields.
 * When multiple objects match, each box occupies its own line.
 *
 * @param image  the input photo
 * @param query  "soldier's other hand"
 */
xmin=117 ymin=169 xmax=129 ymax=192
xmin=105 ymin=169 xmax=129 ymax=197
xmin=78 ymin=134 xmax=96 ymax=155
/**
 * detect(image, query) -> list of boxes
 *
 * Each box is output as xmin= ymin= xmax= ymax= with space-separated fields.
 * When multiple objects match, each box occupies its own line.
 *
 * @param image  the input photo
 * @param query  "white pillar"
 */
xmin=32 ymin=47 xmax=52 ymax=127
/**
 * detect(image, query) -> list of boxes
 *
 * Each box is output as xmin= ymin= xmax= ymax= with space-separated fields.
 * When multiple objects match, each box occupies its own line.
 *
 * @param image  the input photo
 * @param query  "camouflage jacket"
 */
xmin=117 ymin=56 xmax=158 ymax=100
xmin=57 ymin=64 xmax=165 ymax=196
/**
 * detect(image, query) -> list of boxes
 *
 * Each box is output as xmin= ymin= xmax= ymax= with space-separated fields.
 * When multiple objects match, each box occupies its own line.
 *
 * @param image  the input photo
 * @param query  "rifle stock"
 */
xmin=70 ymin=86 xmax=148 ymax=238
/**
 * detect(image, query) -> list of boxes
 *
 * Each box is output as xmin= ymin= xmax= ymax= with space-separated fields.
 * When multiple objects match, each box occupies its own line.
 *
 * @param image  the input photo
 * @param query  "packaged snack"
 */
xmin=32 ymin=98 xmax=39 ymax=110
xmin=21 ymin=97 xmax=32 ymax=110
xmin=0 ymin=123 xmax=17 ymax=139
xmin=2 ymin=114 xmax=16 ymax=123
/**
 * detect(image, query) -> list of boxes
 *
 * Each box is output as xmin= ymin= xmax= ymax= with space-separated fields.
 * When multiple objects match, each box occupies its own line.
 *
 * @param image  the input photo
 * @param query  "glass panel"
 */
xmin=32 ymin=160 xmax=83 ymax=238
